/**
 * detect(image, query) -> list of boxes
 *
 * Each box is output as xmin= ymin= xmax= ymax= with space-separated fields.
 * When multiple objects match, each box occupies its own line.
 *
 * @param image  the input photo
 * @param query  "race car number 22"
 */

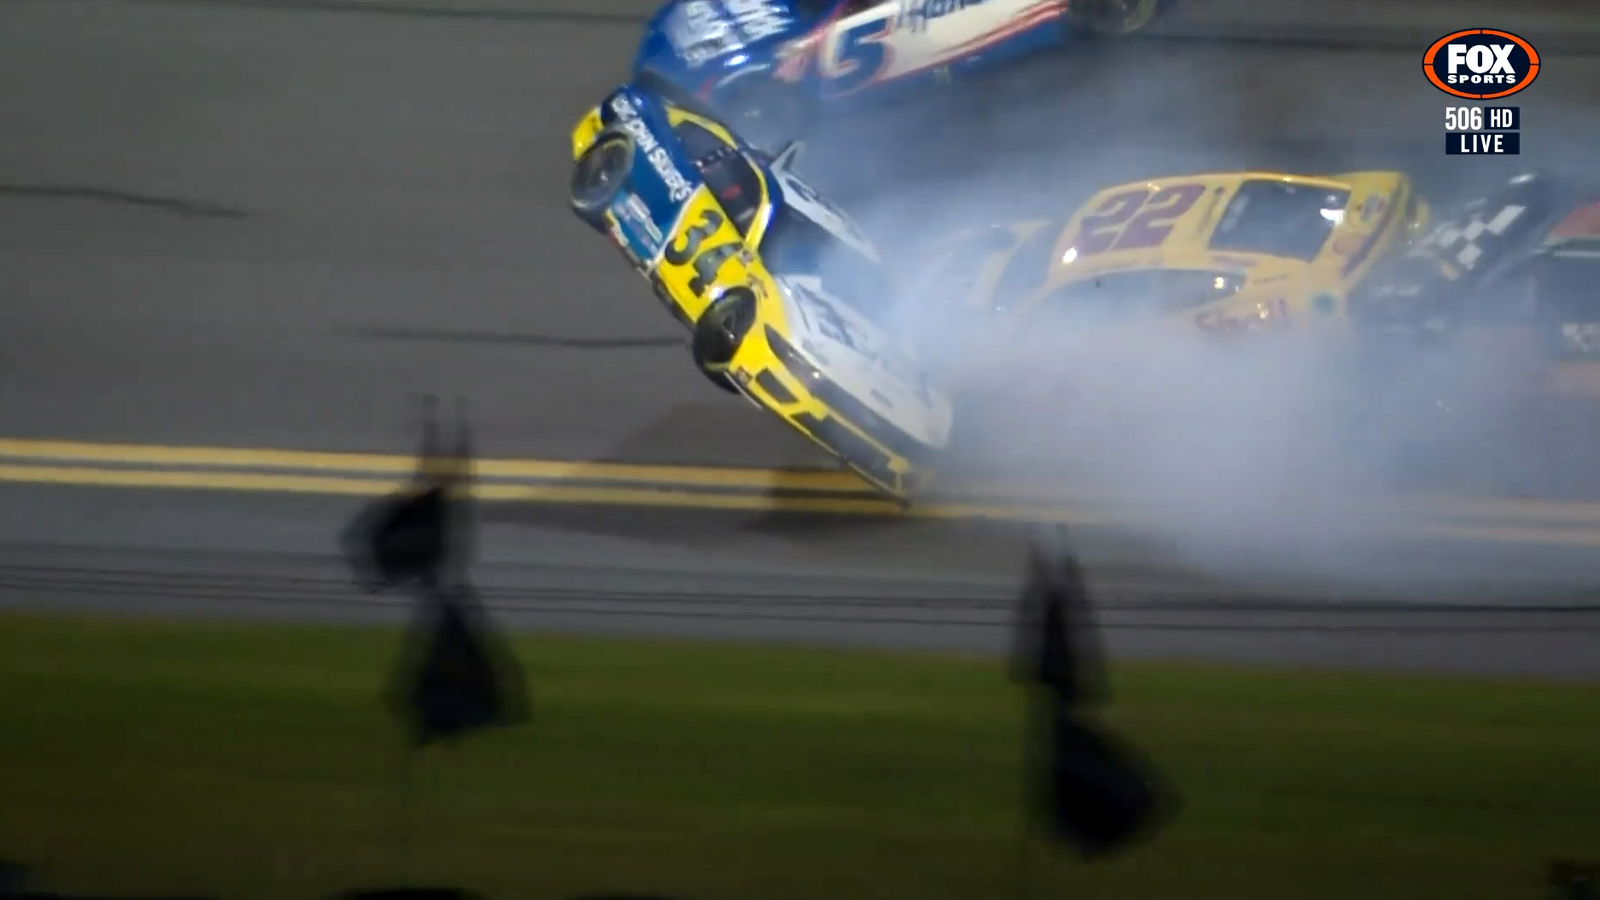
xmin=1077 ymin=184 xmax=1208 ymax=255
xmin=663 ymin=208 xmax=747 ymax=295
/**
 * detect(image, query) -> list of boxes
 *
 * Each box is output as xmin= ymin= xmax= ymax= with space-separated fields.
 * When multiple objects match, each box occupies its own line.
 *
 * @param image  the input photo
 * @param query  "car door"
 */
xmin=814 ymin=0 xmax=1056 ymax=96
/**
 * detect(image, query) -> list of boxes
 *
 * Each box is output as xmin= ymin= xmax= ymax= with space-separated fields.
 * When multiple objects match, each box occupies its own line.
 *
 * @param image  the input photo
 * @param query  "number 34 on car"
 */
xmin=569 ymin=82 xmax=953 ymax=501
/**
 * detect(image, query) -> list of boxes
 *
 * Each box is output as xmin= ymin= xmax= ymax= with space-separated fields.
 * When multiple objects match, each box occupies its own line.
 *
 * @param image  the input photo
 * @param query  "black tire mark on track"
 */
xmin=0 ymin=184 xmax=249 ymax=219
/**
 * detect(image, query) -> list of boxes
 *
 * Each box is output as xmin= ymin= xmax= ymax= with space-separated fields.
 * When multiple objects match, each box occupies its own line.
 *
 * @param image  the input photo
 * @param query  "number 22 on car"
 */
xmin=1072 ymin=184 xmax=1208 ymax=255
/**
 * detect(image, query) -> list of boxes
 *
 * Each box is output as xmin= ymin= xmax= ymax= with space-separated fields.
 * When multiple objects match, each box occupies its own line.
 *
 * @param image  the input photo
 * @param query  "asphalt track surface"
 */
xmin=3 ymin=0 xmax=1600 ymax=677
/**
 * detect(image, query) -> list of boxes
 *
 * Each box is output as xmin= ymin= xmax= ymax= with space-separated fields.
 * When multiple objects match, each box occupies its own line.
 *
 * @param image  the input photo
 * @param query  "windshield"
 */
xmin=1209 ymin=179 xmax=1351 ymax=261
xmin=761 ymin=203 xmax=894 ymax=325
xmin=1033 ymin=268 xmax=1245 ymax=327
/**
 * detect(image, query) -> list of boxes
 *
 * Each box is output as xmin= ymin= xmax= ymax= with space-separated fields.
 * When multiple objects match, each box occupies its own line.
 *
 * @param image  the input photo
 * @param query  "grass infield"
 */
xmin=1 ymin=612 xmax=1597 ymax=900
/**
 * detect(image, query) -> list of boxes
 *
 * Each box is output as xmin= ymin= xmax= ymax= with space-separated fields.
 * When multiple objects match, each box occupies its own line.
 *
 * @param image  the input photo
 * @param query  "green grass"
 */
xmin=1 ymin=612 xmax=1597 ymax=900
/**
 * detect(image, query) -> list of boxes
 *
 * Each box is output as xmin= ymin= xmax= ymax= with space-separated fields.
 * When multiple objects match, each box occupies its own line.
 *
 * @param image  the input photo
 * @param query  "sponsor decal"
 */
xmin=617 ymin=193 xmax=665 ymax=247
xmin=722 ymin=0 xmax=790 ymax=42
xmin=668 ymin=1 xmax=739 ymax=65
xmin=897 ymin=0 xmax=994 ymax=32
xmin=608 ymin=95 xmax=695 ymax=203
xmin=667 ymin=0 xmax=789 ymax=63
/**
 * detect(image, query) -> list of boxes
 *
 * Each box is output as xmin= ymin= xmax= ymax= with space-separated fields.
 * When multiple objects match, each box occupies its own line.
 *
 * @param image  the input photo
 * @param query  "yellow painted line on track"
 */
xmin=9 ymin=437 xmax=1600 ymax=521
xmin=5 ymin=460 xmax=1600 ymax=546
xmin=0 ymin=439 xmax=868 ymax=493
xmin=1406 ymin=521 xmax=1600 ymax=548
xmin=6 ymin=438 xmax=1600 ymax=544
xmin=0 ymin=463 xmax=1110 ymax=523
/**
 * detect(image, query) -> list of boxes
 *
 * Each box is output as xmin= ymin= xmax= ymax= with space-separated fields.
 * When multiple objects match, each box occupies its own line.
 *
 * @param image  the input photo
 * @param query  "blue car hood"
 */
xmin=642 ymin=0 xmax=816 ymax=72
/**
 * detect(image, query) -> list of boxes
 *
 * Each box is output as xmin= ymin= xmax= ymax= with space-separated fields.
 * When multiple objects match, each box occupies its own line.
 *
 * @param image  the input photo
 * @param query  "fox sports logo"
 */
xmin=1424 ymin=29 xmax=1540 ymax=100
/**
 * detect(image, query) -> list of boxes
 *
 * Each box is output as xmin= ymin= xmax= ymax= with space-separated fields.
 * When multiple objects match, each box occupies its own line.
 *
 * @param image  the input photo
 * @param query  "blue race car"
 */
xmin=633 ymin=0 xmax=1170 ymax=147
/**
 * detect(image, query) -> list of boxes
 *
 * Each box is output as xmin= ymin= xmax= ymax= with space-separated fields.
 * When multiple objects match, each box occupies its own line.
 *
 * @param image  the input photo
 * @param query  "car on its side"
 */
xmin=633 ymin=0 xmax=1172 ymax=147
xmin=568 ymin=82 xmax=952 ymax=500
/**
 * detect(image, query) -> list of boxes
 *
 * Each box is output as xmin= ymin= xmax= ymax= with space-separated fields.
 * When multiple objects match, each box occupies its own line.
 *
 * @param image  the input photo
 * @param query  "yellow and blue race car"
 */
xmin=569 ymin=82 xmax=952 ymax=499
xmin=917 ymin=170 xmax=1432 ymax=348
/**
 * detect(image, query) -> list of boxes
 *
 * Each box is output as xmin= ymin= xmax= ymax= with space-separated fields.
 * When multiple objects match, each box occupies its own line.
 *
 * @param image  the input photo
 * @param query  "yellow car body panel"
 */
xmin=958 ymin=170 xmax=1431 ymax=337
xmin=569 ymin=99 xmax=944 ymax=499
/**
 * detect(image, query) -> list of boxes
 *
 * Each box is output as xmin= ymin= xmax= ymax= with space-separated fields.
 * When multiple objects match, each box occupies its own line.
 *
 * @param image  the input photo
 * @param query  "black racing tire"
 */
xmin=711 ymin=75 xmax=815 ymax=155
xmin=570 ymin=130 xmax=633 ymax=227
xmin=1066 ymin=0 xmax=1163 ymax=37
xmin=691 ymin=287 xmax=759 ymax=392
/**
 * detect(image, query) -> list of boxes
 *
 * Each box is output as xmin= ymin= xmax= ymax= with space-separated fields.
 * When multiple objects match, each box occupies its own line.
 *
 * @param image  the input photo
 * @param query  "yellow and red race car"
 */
xmin=916 ymin=170 xmax=1431 ymax=350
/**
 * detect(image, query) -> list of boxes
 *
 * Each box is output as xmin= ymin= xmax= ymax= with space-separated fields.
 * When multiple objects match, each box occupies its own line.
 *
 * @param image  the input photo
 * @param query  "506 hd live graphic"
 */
xmin=1426 ymin=29 xmax=1539 ymax=156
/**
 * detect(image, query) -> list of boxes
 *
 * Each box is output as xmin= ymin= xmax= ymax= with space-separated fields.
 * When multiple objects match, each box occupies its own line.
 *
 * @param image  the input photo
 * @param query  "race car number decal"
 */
xmin=663 ymin=207 xmax=752 ymax=295
xmin=821 ymin=16 xmax=894 ymax=95
xmin=1077 ymin=184 xmax=1207 ymax=255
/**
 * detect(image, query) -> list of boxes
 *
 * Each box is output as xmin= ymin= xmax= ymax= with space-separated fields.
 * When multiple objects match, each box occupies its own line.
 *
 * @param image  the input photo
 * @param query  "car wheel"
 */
xmin=1068 ymin=0 xmax=1162 ymax=36
xmin=570 ymin=131 xmax=633 ymax=227
xmin=692 ymin=288 xmax=759 ymax=392
xmin=713 ymin=75 xmax=814 ymax=154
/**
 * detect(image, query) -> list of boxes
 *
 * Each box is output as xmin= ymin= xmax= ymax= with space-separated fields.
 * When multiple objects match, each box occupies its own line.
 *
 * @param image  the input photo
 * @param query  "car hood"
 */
xmin=774 ymin=274 xmax=953 ymax=451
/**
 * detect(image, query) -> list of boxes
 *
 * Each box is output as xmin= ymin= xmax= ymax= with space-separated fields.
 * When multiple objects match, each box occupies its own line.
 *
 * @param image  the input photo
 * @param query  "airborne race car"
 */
xmin=633 ymin=0 xmax=1171 ymax=148
xmin=569 ymin=83 xmax=952 ymax=500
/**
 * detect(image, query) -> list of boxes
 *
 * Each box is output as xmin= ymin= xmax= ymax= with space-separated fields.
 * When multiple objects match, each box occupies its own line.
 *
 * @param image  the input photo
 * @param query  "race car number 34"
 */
xmin=663 ymin=207 xmax=753 ymax=295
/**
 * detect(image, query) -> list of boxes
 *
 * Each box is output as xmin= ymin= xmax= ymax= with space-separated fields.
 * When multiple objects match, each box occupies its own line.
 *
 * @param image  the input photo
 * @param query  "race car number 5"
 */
xmin=663 ymin=208 xmax=747 ymax=295
xmin=1077 ymin=184 xmax=1207 ymax=255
